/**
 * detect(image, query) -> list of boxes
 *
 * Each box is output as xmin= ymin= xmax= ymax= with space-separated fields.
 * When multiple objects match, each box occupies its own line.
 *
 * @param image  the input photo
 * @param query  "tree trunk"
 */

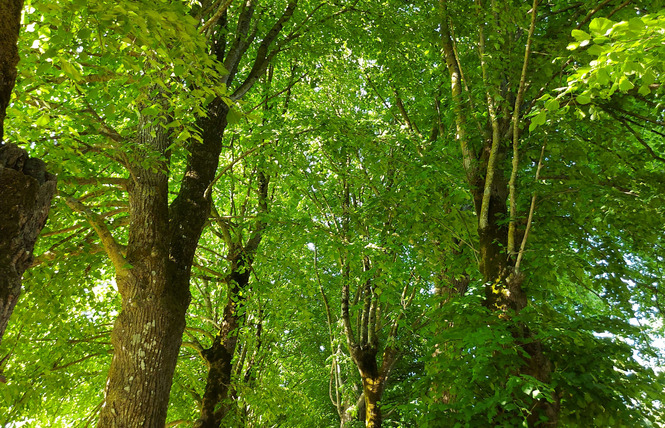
xmin=97 ymin=0 xmax=296 ymax=420
xmin=474 ymin=170 xmax=559 ymax=425
xmin=194 ymin=252 xmax=250 ymax=428
xmin=97 ymin=275 xmax=188 ymax=426
xmin=0 ymin=0 xmax=56 ymax=355
xmin=0 ymin=146 xmax=56 ymax=346
xmin=352 ymin=348 xmax=396 ymax=428
xmin=97 ymin=119 xmax=185 ymax=426
xmin=195 ymin=172 xmax=268 ymax=428
xmin=361 ymin=373 xmax=383 ymax=428
xmin=439 ymin=2 xmax=559 ymax=423
xmin=96 ymin=92 xmax=229 ymax=426
xmin=0 ymin=0 xmax=23 ymax=143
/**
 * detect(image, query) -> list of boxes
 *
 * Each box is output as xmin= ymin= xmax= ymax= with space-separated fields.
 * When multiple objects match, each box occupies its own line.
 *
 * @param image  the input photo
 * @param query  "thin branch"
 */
xmin=41 ymin=222 xmax=88 ymax=237
xmin=607 ymin=0 xmax=632 ymax=19
xmin=315 ymin=245 xmax=340 ymax=410
xmin=204 ymin=139 xmax=276 ymax=199
xmin=576 ymin=0 xmax=614 ymax=30
xmin=603 ymin=105 xmax=665 ymax=135
xmin=51 ymin=351 xmax=111 ymax=371
xmin=392 ymin=84 xmax=421 ymax=136
xmin=247 ymin=72 xmax=306 ymax=113
xmin=221 ymin=0 xmax=257 ymax=87
xmin=165 ymin=420 xmax=191 ymax=428
xmin=439 ymin=0 xmax=476 ymax=183
xmin=192 ymin=263 xmax=226 ymax=279
xmin=609 ymin=111 xmax=665 ymax=164
xmin=515 ymin=143 xmax=546 ymax=271
xmin=186 ymin=326 xmax=216 ymax=343
xmin=59 ymin=176 xmax=129 ymax=189
xmin=364 ymin=72 xmax=403 ymax=126
xmin=476 ymin=0 xmax=502 ymax=232
xmin=231 ymin=1 xmax=298 ymax=100
xmin=200 ymin=0 xmax=234 ymax=34
xmin=508 ymin=0 xmax=539 ymax=256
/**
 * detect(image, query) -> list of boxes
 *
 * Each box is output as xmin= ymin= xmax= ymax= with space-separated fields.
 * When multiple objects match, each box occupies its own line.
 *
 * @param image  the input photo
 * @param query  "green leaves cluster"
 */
xmin=570 ymin=12 xmax=665 ymax=100
xmin=568 ymin=10 xmax=664 ymax=104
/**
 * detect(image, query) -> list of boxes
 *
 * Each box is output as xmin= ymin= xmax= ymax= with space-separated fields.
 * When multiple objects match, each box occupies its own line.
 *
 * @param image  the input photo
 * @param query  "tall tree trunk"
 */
xmin=0 ymin=0 xmax=56 ymax=355
xmin=341 ymin=257 xmax=400 ymax=427
xmin=0 ymin=146 xmax=55 ymax=347
xmin=349 ymin=346 xmax=398 ymax=428
xmin=194 ymin=251 xmax=249 ymax=428
xmin=96 ymin=93 xmax=229 ymax=427
xmin=194 ymin=172 xmax=268 ymax=428
xmin=97 ymin=0 xmax=297 ymax=422
xmin=357 ymin=354 xmax=382 ymax=428
xmin=97 ymin=119 xmax=185 ymax=426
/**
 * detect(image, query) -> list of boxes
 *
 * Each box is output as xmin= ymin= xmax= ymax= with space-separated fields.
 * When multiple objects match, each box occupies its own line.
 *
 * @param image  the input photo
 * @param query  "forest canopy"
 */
xmin=0 ymin=0 xmax=664 ymax=427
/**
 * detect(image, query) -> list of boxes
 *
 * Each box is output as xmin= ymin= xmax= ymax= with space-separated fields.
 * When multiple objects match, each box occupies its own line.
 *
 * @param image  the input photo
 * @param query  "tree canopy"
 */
xmin=0 ymin=0 xmax=664 ymax=427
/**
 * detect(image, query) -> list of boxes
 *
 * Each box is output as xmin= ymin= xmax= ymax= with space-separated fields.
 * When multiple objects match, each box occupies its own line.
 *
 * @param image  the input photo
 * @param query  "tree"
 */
xmin=1 ymin=0 xmax=664 ymax=426
xmin=4 ymin=0 xmax=289 ymax=425
xmin=432 ymin=0 xmax=664 ymax=425
xmin=0 ymin=0 xmax=56 ymax=357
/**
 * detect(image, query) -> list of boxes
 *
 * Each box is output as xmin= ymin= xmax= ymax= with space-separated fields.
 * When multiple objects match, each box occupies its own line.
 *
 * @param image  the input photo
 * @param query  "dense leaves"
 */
xmin=0 ymin=1 xmax=663 ymax=427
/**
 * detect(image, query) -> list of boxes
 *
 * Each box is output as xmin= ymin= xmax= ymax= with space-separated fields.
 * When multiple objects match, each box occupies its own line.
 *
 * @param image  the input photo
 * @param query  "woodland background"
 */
xmin=0 ymin=0 xmax=664 ymax=427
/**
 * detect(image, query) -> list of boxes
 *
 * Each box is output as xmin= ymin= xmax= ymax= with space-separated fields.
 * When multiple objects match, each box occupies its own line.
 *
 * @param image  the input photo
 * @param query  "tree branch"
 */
xmin=609 ymin=111 xmax=665 ymax=164
xmin=515 ymin=143 xmax=546 ymax=272
xmin=62 ymin=194 xmax=128 ymax=277
xmin=439 ymin=0 xmax=476 ymax=183
xmin=231 ymin=1 xmax=298 ymax=100
xmin=508 ymin=0 xmax=539 ymax=256
xmin=200 ymin=0 xmax=234 ymax=35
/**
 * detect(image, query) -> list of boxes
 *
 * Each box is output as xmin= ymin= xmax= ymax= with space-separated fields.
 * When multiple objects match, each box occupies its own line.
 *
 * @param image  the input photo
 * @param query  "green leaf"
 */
xmin=586 ymin=44 xmax=604 ymax=56
xmin=60 ymin=59 xmax=82 ymax=80
xmin=638 ymin=85 xmax=651 ymax=96
xmin=35 ymin=114 xmax=50 ymax=127
xmin=533 ymin=110 xmax=547 ymax=126
xmin=576 ymin=93 xmax=592 ymax=105
xmin=589 ymin=18 xmax=614 ymax=36
xmin=596 ymin=68 xmax=610 ymax=85
xmin=226 ymin=108 xmax=243 ymax=124
xmin=618 ymin=77 xmax=634 ymax=92
xmin=628 ymin=17 xmax=646 ymax=31
xmin=571 ymin=29 xmax=590 ymax=41
xmin=545 ymin=99 xmax=560 ymax=112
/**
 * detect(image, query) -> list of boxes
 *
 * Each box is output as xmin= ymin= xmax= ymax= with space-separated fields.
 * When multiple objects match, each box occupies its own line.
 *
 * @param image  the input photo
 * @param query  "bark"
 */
xmin=194 ymin=173 xmax=268 ymax=428
xmin=0 ymin=0 xmax=23 ymax=142
xmin=347 ymin=345 xmax=399 ymax=428
xmin=357 ymin=353 xmax=382 ymax=428
xmin=97 ymin=91 xmax=229 ymax=427
xmin=97 ymin=0 xmax=295 ymax=424
xmin=189 ymin=3 xmax=297 ymax=424
xmin=0 ymin=145 xmax=56 ymax=346
xmin=193 ymin=247 xmax=251 ymax=428
xmin=0 ymin=0 xmax=56 ymax=353
xmin=341 ymin=254 xmax=400 ymax=427
xmin=97 ymin=119 xmax=185 ymax=427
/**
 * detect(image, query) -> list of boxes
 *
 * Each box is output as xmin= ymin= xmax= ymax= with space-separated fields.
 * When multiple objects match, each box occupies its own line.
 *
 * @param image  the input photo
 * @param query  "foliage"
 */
xmin=0 ymin=0 xmax=663 ymax=427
